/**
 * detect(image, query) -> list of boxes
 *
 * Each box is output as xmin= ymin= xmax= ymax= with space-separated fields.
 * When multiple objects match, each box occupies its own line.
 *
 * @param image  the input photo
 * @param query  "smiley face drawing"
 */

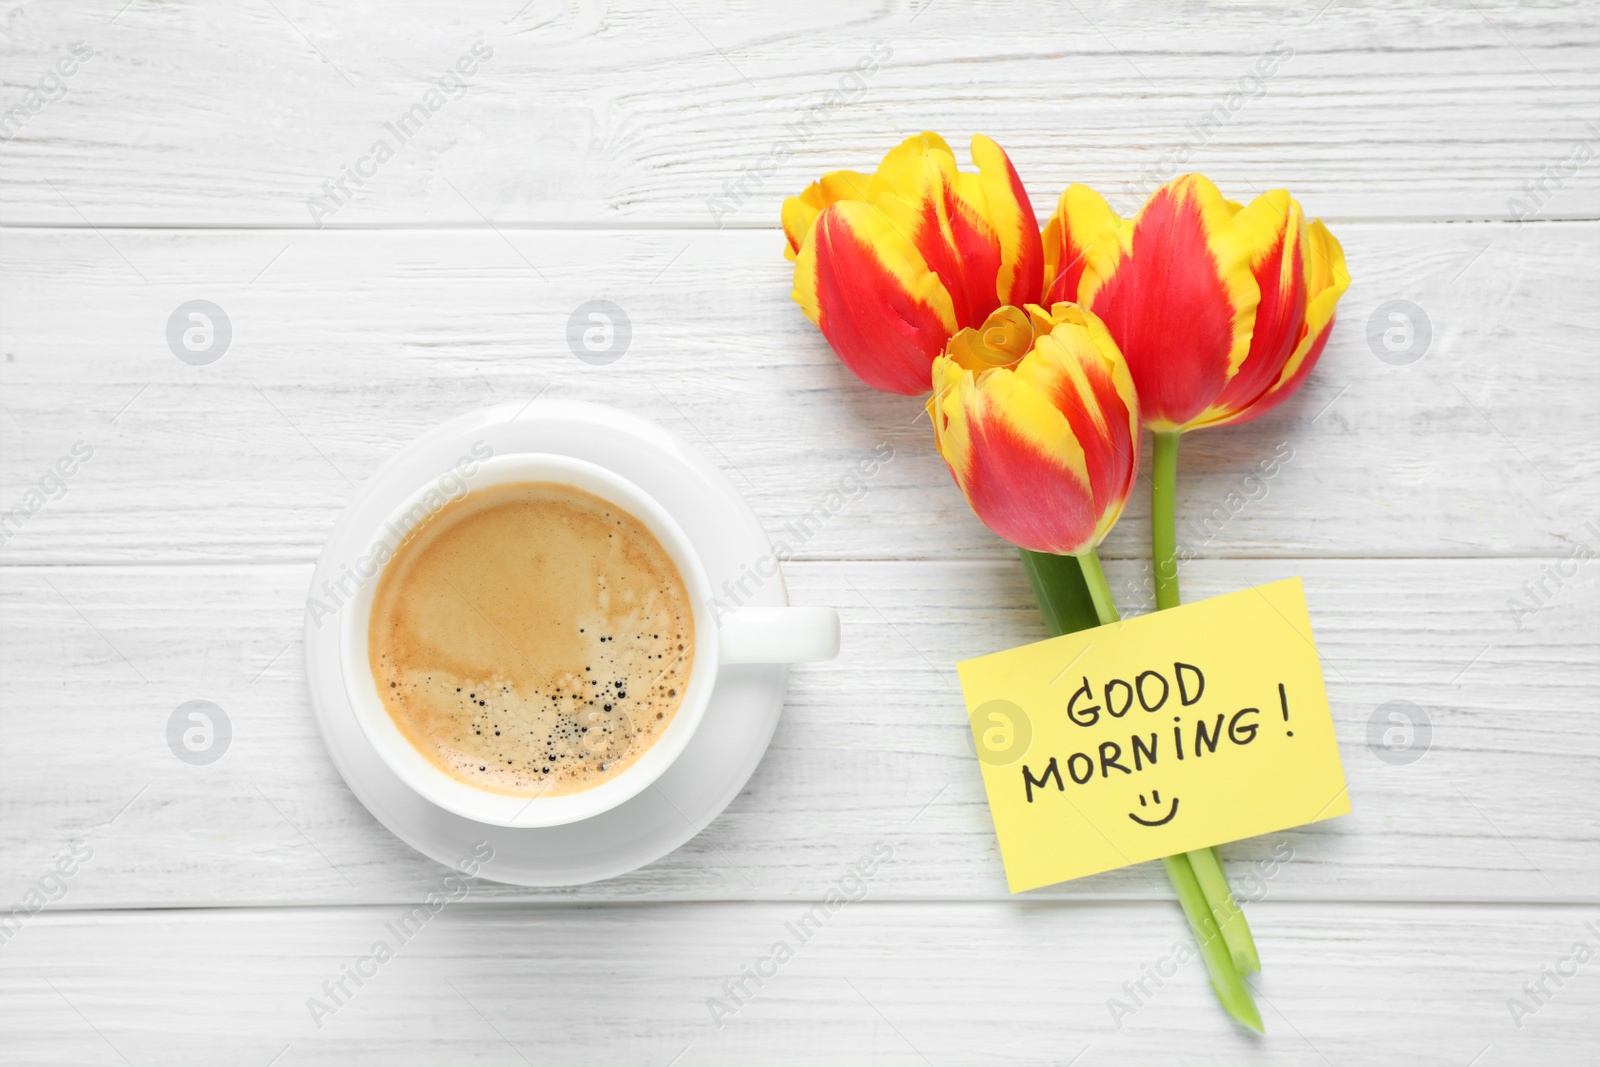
xmin=1128 ymin=789 xmax=1179 ymax=827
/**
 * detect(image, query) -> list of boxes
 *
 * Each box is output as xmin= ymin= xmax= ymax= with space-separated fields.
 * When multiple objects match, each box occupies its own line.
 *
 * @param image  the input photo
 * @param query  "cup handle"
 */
xmin=718 ymin=606 xmax=840 ymax=664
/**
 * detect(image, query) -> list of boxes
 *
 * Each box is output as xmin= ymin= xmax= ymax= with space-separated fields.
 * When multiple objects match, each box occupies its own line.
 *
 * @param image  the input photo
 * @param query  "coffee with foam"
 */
xmin=368 ymin=481 xmax=694 ymax=797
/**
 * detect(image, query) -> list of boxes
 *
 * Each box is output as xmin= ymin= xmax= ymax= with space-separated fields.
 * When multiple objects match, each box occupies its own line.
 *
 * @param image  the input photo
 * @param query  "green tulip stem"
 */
xmin=1152 ymin=431 xmax=1182 ymax=612
xmin=1029 ymin=545 xmax=1261 ymax=1031
xmin=1018 ymin=547 xmax=1106 ymax=637
xmin=1187 ymin=845 xmax=1261 ymax=974
xmin=1163 ymin=854 xmax=1265 ymax=1032
xmin=1149 ymin=427 xmax=1262 ymax=977
xmin=1077 ymin=547 xmax=1119 ymax=626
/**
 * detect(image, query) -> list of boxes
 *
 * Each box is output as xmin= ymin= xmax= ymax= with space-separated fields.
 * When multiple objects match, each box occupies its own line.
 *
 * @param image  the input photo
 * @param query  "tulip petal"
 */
xmin=1289 ymin=219 xmax=1351 ymax=381
xmin=1016 ymin=307 xmax=1141 ymax=543
xmin=971 ymin=134 xmax=1045 ymax=307
xmin=793 ymin=200 xmax=959 ymax=395
xmin=873 ymin=149 xmax=1005 ymax=330
xmin=875 ymin=131 xmax=956 ymax=188
xmin=1250 ymin=317 xmax=1334 ymax=421
xmin=1042 ymin=184 xmax=1126 ymax=305
xmin=932 ymin=355 xmax=1099 ymax=555
xmin=1192 ymin=191 xmax=1308 ymax=427
xmin=945 ymin=305 xmax=1037 ymax=372
xmin=782 ymin=170 xmax=876 ymax=260
xmin=1216 ymin=218 xmax=1350 ymax=425
xmin=1081 ymin=175 xmax=1260 ymax=430
xmin=785 ymin=133 xmax=1050 ymax=396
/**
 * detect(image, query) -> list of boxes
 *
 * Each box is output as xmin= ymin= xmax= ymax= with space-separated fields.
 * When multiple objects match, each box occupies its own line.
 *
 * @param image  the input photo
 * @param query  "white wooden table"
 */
xmin=2 ymin=2 xmax=1597 ymax=1063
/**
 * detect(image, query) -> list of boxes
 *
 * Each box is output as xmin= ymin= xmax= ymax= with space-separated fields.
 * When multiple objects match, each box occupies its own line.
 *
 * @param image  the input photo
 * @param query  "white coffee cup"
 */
xmin=340 ymin=453 xmax=839 ymax=829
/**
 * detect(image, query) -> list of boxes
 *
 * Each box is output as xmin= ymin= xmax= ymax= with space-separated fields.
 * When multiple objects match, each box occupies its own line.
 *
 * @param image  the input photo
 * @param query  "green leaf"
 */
xmin=1018 ymin=547 xmax=1103 ymax=637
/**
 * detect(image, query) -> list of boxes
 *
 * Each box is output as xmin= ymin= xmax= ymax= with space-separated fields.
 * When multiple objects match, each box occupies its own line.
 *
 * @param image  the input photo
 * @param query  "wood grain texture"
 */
xmin=3 ymin=557 xmax=1593 ymax=908
xmin=4 ymin=1 xmax=1597 ymax=1060
xmin=1 ymin=1 xmax=1597 ymax=224
xmin=1 ymin=223 xmax=1595 ymax=565
xmin=4 ymin=902 xmax=1597 ymax=1066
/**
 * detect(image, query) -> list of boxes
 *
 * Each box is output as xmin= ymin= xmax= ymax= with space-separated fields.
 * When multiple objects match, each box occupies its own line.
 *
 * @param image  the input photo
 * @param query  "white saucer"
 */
xmin=303 ymin=400 xmax=788 ymax=886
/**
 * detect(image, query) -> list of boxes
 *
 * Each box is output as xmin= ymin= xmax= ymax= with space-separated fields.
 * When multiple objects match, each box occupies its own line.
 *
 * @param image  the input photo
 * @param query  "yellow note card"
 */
xmin=958 ymin=578 xmax=1350 ymax=893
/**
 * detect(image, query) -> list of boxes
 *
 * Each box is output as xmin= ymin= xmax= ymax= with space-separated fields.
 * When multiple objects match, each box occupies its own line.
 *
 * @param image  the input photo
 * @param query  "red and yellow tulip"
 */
xmin=928 ymin=303 xmax=1139 ymax=556
xmin=1042 ymin=175 xmax=1350 ymax=431
xmin=780 ymin=140 xmax=1355 ymax=1031
xmin=785 ymin=133 xmax=1044 ymax=395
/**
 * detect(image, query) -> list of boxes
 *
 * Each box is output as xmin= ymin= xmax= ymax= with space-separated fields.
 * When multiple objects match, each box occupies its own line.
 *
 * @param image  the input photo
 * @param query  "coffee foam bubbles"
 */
xmin=369 ymin=481 xmax=694 ymax=797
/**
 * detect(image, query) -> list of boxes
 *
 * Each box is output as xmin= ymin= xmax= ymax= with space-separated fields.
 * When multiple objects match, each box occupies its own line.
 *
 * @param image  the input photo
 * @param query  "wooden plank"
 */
xmin=1 ymin=1 xmax=1596 ymax=224
xmin=1 ymin=224 xmax=1594 ymax=564
xmin=2 ymin=901 xmax=1595 ymax=1064
xmin=2 ymin=557 xmax=1593 ymax=908
xmin=2 ymin=5 xmax=1593 ymax=1062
